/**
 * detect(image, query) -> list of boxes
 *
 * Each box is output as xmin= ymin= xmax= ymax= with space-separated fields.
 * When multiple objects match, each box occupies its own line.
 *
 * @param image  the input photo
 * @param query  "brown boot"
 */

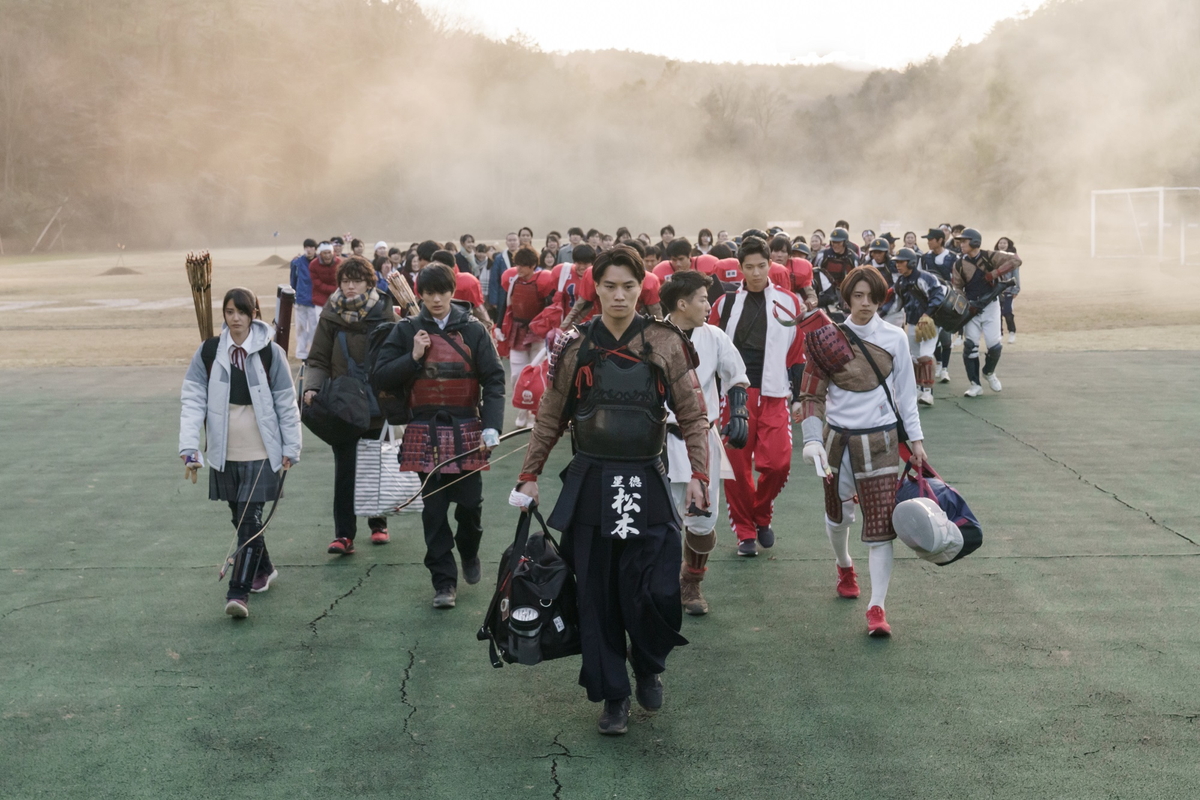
xmin=680 ymin=564 xmax=709 ymax=616
xmin=680 ymin=528 xmax=715 ymax=616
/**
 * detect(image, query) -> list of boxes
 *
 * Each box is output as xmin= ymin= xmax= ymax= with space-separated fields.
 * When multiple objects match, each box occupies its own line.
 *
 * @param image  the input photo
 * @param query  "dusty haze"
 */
xmin=1 ymin=0 xmax=1198 ymax=249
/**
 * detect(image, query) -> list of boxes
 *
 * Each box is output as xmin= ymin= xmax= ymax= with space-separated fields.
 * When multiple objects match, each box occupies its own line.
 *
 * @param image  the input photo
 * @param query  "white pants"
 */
xmin=295 ymin=305 xmax=321 ymax=360
xmin=962 ymin=299 xmax=1002 ymax=352
xmin=669 ymin=428 xmax=725 ymax=536
xmin=509 ymin=340 xmax=545 ymax=382
xmin=906 ymin=324 xmax=938 ymax=360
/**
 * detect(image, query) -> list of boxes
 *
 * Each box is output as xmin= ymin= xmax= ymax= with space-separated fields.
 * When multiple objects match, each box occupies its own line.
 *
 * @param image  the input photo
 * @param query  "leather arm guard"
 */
xmin=722 ymin=385 xmax=750 ymax=449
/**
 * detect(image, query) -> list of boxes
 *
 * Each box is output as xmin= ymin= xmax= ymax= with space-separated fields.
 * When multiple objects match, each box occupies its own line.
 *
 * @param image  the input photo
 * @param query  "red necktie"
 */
xmin=230 ymin=345 xmax=247 ymax=371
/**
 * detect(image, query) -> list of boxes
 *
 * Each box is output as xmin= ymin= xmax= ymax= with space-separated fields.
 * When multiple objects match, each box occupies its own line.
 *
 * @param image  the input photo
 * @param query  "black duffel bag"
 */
xmin=932 ymin=280 xmax=1014 ymax=333
xmin=301 ymin=332 xmax=374 ymax=446
xmin=478 ymin=506 xmax=581 ymax=668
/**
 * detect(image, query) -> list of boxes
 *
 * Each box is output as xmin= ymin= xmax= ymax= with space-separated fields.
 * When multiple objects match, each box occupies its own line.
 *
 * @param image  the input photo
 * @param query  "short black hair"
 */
xmin=431 ymin=250 xmax=456 ymax=268
xmin=572 ymin=243 xmax=597 ymax=264
xmin=303 ymin=238 xmax=318 ymax=249
xmin=416 ymin=240 xmax=440 ymax=261
xmin=388 ymin=246 xmax=402 ymax=256
xmin=834 ymin=220 xmax=849 ymax=230
xmin=337 ymin=256 xmax=377 ymax=286
xmin=709 ymin=242 xmax=734 ymax=259
xmin=330 ymin=236 xmax=345 ymax=245
xmin=223 ymin=287 xmax=260 ymax=320
xmin=586 ymin=228 xmax=600 ymax=239
xmin=592 ymin=244 xmax=645 ymax=283
xmin=951 ymin=224 xmax=966 ymax=233
xmin=459 ymin=233 xmax=474 ymax=245
xmin=769 ymin=234 xmax=791 ymax=253
xmin=519 ymin=226 xmax=533 ymax=238
xmin=666 ymin=238 xmax=692 ymax=259
xmin=623 ymin=239 xmax=647 ymax=257
xmin=660 ymin=224 xmax=675 ymax=237
xmin=350 ymin=238 xmax=363 ymax=250
xmin=615 ymin=226 xmax=631 ymax=240
xmin=738 ymin=236 xmax=771 ymax=264
xmin=416 ymin=264 xmax=456 ymax=295
xmin=568 ymin=227 xmax=585 ymax=238
xmin=659 ymin=270 xmax=712 ymax=313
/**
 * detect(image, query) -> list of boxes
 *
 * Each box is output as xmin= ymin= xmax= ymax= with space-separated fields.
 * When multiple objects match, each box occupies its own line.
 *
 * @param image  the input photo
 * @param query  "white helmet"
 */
xmin=891 ymin=497 xmax=964 ymax=565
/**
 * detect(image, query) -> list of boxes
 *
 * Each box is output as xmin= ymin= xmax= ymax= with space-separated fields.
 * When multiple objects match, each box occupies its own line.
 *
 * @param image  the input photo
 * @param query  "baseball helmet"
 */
xmin=829 ymin=227 xmax=850 ymax=243
xmin=791 ymin=241 xmax=811 ymax=257
xmin=955 ymin=227 xmax=983 ymax=248
xmin=894 ymin=247 xmax=919 ymax=263
xmin=868 ymin=237 xmax=890 ymax=253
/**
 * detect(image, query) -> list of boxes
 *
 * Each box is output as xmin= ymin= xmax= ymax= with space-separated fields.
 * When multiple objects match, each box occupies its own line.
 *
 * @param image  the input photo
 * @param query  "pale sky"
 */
xmin=414 ymin=0 xmax=1049 ymax=70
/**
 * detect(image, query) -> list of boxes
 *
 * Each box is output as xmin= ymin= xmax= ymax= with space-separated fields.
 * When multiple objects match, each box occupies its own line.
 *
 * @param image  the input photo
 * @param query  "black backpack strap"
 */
xmin=718 ymin=292 xmax=735 ymax=331
xmin=839 ymin=325 xmax=908 ymax=443
xmin=200 ymin=337 xmax=220 ymax=379
xmin=202 ymin=336 xmax=273 ymax=389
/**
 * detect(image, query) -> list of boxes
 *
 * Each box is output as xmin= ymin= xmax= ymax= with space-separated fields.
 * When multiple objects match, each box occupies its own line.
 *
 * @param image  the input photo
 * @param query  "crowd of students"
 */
xmin=181 ymin=219 xmax=1021 ymax=736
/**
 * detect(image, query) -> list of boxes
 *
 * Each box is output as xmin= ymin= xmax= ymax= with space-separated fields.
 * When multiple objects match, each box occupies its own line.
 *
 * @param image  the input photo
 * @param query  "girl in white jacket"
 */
xmin=179 ymin=288 xmax=302 ymax=618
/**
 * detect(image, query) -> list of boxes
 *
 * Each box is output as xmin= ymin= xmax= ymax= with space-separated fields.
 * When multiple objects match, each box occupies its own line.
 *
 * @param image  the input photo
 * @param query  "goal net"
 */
xmin=1091 ymin=187 xmax=1200 ymax=264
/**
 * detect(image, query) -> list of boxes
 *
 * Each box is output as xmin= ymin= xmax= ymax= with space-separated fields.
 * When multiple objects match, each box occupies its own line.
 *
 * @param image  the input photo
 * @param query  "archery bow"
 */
xmin=391 ymin=427 xmax=532 ymax=512
xmin=218 ymin=467 xmax=288 ymax=580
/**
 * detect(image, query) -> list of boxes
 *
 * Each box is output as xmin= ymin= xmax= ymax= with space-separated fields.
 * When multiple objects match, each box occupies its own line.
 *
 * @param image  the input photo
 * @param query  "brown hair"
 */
xmin=222 ymin=287 xmax=260 ymax=319
xmin=592 ymin=244 xmax=645 ymax=283
xmin=840 ymin=266 xmax=889 ymax=306
xmin=513 ymin=246 xmax=540 ymax=268
xmin=337 ymin=255 xmax=377 ymax=286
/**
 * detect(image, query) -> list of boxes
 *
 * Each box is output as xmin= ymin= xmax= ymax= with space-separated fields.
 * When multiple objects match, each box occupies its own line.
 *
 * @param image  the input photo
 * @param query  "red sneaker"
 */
xmin=327 ymin=537 xmax=355 ymax=555
xmin=836 ymin=565 xmax=860 ymax=599
xmin=866 ymin=605 xmax=891 ymax=637
xmin=370 ymin=529 xmax=390 ymax=545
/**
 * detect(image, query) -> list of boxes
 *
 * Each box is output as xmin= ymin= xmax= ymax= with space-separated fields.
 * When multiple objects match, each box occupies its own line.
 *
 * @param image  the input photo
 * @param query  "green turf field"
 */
xmin=2 ymin=351 xmax=1198 ymax=799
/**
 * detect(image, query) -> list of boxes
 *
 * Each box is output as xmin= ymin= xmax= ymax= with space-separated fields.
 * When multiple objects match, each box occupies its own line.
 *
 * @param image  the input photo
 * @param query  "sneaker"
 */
xmin=462 ymin=557 xmax=482 ymax=585
xmin=370 ymin=529 xmax=390 ymax=545
xmin=963 ymin=383 xmax=983 ymax=398
xmin=224 ymin=598 xmax=249 ymax=618
xmin=250 ymin=568 xmax=278 ymax=594
xmin=937 ymin=368 xmax=951 ymax=384
xmin=327 ymin=537 xmax=355 ymax=555
xmin=514 ymin=409 xmax=528 ymax=428
xmin=918 ymin=389 xmax=934 ymax=407
xmin=866 ymin=605 xmax=891 ymax=637
xmin=634 ymin=672 xmax=664 ymax=711
xmin=523 ymin=413 xmax=538 ymax=429
xmin=1007 ymin=332 xmax=1016 ymax=344
xmin=985 ymin=373 xmax=1002 ymax=393
xmin=737 ymin=539 xmax=757 ymax=557
xmin=597 ymin=697 xmax=630 ymax=735
xmin=836 ymin=565 xmax=860 ymax=599
xmin=432 ymin=587 xmax=457 ymax=609
xmin=756 ymin=525 xmax=776 ymax=548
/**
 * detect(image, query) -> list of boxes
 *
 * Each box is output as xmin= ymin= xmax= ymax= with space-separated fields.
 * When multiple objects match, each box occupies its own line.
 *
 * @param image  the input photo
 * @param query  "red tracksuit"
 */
xmin=711 ymin=287 xmax=805 ymax=541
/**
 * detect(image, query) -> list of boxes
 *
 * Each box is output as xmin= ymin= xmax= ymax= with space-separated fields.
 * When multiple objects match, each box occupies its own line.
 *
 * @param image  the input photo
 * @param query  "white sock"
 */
xmin=826 ymin=521 xmax=852 ymax=568
xmin=868 ymin=542 xmax=894 ymax=609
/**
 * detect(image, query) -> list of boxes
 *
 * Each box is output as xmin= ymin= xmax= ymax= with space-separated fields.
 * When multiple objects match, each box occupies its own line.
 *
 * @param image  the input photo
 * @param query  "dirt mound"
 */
xmin=100 ymin=266 xmax=140 ymax=275
xmin=258 ymin=254 xmax=288 ymax=266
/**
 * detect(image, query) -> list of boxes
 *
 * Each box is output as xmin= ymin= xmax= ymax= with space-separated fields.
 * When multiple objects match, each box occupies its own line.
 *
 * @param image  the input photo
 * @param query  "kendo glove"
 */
xmin=915 ymin=314 xmax=937 ymax=342
xmin=802 ymin=441 xmax=832 ymax=478
xmin=984 ymin=270 xmax=997 ymax=286
xmin=722 ymin=385 xmax=750 ymax=449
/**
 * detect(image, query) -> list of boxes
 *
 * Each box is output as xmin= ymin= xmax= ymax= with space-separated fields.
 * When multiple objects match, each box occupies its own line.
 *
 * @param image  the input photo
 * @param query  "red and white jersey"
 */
xmin=713 ymin=257 xmax=743 ymax=284
xmin=549 ymin=262 xmax=590 ymax=314
xmin=786 ymin=257 xmax=814 ymax=294
xmin=450 ymin=265 xmax=484 ymax=307
xmin=709 ymin=284 xmax=806 ymax=398
xmin=653 ymin=254 xmax=720 ymax=284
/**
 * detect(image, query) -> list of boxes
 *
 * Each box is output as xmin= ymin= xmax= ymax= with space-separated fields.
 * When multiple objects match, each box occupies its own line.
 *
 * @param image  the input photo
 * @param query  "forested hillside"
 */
xmin=1 ymin=0 xmax=1196 ymax=247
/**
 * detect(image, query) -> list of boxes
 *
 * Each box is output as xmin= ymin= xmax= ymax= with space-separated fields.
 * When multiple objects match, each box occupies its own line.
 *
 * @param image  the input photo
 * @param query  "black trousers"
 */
xmin=226 ymin=501 xmax=272 ymax=600
xmin=561 ymin=522 xmax=687 ymax=703
xmin=419 ymin=470 xmax=484 ymax=591
xmin=934 ymin=328 xmax=953 ymax=369
xmin=331 ymin=431 xmax=387 ymax=540
xmin=1000 ymin=294 xmax=1016 ymax=333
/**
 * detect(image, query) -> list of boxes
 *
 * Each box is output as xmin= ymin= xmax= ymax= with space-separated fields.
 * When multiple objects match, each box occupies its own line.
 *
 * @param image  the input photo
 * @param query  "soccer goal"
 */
xmin=1090 ymin=187 xmax=1200 ymax=264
